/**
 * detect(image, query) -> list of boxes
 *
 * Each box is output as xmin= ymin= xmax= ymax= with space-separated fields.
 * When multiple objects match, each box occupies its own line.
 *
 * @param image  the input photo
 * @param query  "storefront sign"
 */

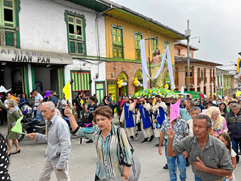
xmin=0 ymin=47 xmax=73 ymax=65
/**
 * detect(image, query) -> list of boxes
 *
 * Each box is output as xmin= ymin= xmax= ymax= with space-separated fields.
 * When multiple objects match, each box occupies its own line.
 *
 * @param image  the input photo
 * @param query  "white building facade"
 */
xmin=0 ymin=0 xmax=107 ymax=102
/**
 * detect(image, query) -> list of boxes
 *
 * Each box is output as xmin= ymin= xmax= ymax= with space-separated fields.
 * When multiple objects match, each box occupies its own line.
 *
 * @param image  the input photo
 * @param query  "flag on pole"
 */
xmin=63 ymin=82 xmax=71 ymax=100
xmin=237 ymin=58 xmax=241 ymax=73
xmin=152 ymin=98 xmax=156 ymax=106
xmin=11 ymin=116 xmax=25 ymax=134
xmin=170 ymin=99 xmax=181 ymax=123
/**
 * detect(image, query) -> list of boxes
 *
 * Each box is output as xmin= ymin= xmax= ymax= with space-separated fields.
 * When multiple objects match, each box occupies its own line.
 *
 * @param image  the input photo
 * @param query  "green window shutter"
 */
xmin=67 ymin=14 xmax=85 ymax=55
xmin=78 ymin=42 xmax=83 ymax=53
xmin=70 ymin=41 xmax=75 ymax=53
xmin=5 ymin=31 xmax=14 ymax=46
xmin=152 ymin=38 xmax=158 ymax=52
xmin=0 ymin=0 xmax=17 ymax=47
xmin=112 ymin=26 xmax=123 ymax=59
xmin=135 ymin=33 xmax=142 ymax=60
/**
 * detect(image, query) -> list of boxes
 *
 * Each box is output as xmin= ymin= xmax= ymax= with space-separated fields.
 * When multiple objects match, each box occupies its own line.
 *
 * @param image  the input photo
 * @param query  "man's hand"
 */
xmin=166 ymin=127 xmax=175 ymax=140
xmin=54 ymin=166 xmax=65 ymax=172
xmin=183 ymin=151 xmax=188 ymax=158
xmin=28 ymin=133 xmax=36 ymax=140
xmin=154 ymin=119 xmax=157 ymax=123
xmin=122 ymin=174 xmax=129 ymax=181
xmin=193 ymin=157 xmax=206 ymax=172
xmin=177 ymin=115 xmax=182 ymax=119
xmin=158 ymin=146 xmax=162 ymax=155
xmin=64 ymin=107 xmax=72 ymax=117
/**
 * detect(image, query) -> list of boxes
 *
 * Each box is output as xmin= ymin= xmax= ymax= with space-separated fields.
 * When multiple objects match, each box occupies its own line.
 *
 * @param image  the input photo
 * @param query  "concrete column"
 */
xmin=3 ymin=67 xmax=12 ymax=90
xmin=28 ymin=64 xmax=33 ymax=93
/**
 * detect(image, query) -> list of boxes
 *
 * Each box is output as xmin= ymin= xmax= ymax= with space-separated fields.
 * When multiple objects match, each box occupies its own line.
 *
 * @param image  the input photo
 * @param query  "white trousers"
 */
xmin=39 ymin=157 xmax=70 ymax=181
xmin=142 ymin=127 xmax=152 ymax=138
xmin=125 ymin=127 xmax=135 ymax=138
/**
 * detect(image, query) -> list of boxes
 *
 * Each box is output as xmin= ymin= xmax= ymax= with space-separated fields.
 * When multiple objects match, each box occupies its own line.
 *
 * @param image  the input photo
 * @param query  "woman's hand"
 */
xmin=64 ymin=107 xmax=73 ymax=118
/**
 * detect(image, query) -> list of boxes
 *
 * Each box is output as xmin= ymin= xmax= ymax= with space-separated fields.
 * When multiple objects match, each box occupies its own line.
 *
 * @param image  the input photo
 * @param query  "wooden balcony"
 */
xmin=0 ymin=26 xmax=17 ymax=48
xmin=204 ymin=77 xmax=207 ymax=83
xmin=185 ymin=77 xmax=194 ymax=85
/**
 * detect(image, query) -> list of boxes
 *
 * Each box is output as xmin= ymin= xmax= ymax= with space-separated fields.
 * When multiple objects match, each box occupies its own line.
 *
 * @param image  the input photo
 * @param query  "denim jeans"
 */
xmin=194 ymin=175 xmax=202 ymax=181
xmin=36 ymin=110 xmax=44 ymax=121
xmin=167 ymin=153 xmax=186 ymax=181
xmin=231 ymin=136 xmax=241 ymax=163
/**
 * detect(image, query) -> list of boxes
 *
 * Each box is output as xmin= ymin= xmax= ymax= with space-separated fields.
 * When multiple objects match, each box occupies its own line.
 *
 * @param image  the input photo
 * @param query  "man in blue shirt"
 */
xmin=50 ymin=91 xmax=58 ymax=107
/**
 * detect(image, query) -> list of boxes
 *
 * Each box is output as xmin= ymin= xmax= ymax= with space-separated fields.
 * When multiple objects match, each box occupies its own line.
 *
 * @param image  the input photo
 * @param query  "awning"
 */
xmin=0 ymin=47 xmax=73 ymax=65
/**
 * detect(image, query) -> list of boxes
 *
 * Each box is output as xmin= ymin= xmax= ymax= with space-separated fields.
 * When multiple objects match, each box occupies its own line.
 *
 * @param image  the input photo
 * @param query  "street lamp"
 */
xmin=185 ymin=20 xmax=200 ymax=91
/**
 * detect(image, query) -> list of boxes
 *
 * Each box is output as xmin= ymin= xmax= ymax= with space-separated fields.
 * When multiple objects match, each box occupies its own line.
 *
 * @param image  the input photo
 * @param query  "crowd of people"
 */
xmin=0 ymin=89 xmax=241 ymax=181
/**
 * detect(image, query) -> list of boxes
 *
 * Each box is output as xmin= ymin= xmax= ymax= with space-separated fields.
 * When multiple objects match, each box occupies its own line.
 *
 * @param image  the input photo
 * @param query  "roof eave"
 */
xmin=100 ymin=0 xmax=186 ymax=39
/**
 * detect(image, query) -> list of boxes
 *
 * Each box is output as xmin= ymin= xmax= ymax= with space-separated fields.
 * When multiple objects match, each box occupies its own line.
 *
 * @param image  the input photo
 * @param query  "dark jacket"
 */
xmin=75 ymin=96 xmax=82 ymax=110
xmin=225 ymin=110 xmax=241 ymax=138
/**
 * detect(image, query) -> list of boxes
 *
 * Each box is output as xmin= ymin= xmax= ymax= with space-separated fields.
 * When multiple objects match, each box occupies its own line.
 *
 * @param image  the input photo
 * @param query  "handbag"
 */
xmin=117 ymin=128 xmax=141 ymax=181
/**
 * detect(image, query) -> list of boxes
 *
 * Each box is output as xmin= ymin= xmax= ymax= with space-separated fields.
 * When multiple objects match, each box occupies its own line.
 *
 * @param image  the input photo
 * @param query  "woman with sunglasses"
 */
xmin=205 ymin=106 xmax=228 ymax=137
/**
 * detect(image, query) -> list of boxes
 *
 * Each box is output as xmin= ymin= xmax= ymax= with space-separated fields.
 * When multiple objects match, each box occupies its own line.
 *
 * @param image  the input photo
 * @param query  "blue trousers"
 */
xmin=167 ymin=154 xmax=186 ymax=181
xmin=195 ymin=175 xmax=202 ymax=181
xmin=36 ymin=110 xmax=44 ymax=121
xmin=231 ymin=136 xmax=241 ymax=163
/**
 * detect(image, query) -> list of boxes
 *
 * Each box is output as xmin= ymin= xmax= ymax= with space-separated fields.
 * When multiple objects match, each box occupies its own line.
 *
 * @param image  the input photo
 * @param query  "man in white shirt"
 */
xmin=33 ymin=90 xmax=44 ymax=121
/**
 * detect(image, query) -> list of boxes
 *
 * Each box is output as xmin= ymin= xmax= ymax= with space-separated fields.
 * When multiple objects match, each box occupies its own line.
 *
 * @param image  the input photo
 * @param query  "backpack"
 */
xmin=116 ymin=128 xmax=141 ymax=181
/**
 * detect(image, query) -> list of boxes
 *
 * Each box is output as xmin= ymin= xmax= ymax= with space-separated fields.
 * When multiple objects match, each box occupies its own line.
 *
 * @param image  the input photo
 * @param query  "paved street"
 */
xmin=1 ymin=117 xmax=240 ymax=181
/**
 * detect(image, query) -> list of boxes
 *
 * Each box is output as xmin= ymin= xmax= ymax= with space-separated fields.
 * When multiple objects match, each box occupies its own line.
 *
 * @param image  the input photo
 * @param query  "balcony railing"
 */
xmin=0 ymin=26 xmax=17 ymax=48
xmin=69 ymin=40 xmax=85 ymax=55
xmin=174 ymin=53 xmax=186 ymax=57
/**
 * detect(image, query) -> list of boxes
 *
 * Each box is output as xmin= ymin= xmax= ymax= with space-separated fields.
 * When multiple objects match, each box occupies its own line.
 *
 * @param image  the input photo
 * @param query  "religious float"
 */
xmin=132 ymin=39 xmax=178 ymax=104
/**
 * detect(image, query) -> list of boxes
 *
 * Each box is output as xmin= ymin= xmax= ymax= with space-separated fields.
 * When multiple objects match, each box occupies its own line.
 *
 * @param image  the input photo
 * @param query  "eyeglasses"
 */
xmin=212 ymin=113 xmax=220 ymax=116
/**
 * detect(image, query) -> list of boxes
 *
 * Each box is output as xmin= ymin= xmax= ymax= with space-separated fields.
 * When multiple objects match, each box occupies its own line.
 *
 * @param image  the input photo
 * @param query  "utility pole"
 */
xmin=148 ymin=31 xmax=151 ymax=88
xmin=185 ymin=20 xmax=191 ymax=91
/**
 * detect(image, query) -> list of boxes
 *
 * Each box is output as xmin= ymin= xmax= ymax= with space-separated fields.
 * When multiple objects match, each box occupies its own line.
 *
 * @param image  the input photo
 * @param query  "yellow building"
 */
xmin=102 ymin=3 xmax=185 ymax=100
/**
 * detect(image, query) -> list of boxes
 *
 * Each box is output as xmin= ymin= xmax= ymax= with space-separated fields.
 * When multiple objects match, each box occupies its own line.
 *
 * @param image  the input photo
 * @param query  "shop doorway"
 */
xmin=32 ymin=66 xmax=64 ymax=98
xmin=119 ymin=85 xmax=128 ymax=97
xmin=0 ymin=66 xmax=24 ymax=96
xmin=95 ymin=81 xmax=105 ymax=105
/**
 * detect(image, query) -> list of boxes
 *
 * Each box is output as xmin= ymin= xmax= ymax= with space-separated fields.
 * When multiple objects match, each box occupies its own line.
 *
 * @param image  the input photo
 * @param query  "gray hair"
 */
xmin=230 ymin=104 xmax=240 ymax=110
xmin=190 ymin=106 xmax=201 ymax=113
xmin=42 ymin=101 xmax=55 ymax=110
xmin=194 ymin=114 xmax=212 ymax=128
xmin=8 ymin=99 xmax=17 ymax=108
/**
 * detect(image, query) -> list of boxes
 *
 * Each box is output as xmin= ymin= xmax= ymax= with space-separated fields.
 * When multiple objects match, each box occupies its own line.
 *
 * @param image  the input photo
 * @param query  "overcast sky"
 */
xmin=113 ymin=0 xmax=241 ymax=70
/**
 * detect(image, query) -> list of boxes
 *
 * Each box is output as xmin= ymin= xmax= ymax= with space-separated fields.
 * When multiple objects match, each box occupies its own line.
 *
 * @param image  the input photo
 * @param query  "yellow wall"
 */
xmin=105 ymin=16 xmax=175 ymax=64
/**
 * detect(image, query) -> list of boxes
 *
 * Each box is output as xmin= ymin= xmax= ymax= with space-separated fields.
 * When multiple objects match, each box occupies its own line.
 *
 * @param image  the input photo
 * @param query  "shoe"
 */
xmin=148 ymin=135 xmax=154 ymax=142
xmin=137 ymin=129 xmax=141 ymax=132
xmin=155 ymin=144 xmax=159 ymax=147
xmin=7 ymin=153 xmax=11 ymax=157
xmin=130 ymin=136 xmax=134 ymax=141
xmin=163 ymin=164 xmax=168 ymax=169
xmin=86 ymin=140 xmax=93 ymax=144
xmin=12 ymin=150 xmax=20 ymax=155
xmin=135 ymin=133 xmax=139 ymax=141
xmin=141 ymin=138 xmax=148 ymax=143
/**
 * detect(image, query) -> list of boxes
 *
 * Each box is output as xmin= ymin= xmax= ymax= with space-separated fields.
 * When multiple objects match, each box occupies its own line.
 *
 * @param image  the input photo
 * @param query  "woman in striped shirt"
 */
xmin=65 ymin=106 xmax=132 ymax=181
